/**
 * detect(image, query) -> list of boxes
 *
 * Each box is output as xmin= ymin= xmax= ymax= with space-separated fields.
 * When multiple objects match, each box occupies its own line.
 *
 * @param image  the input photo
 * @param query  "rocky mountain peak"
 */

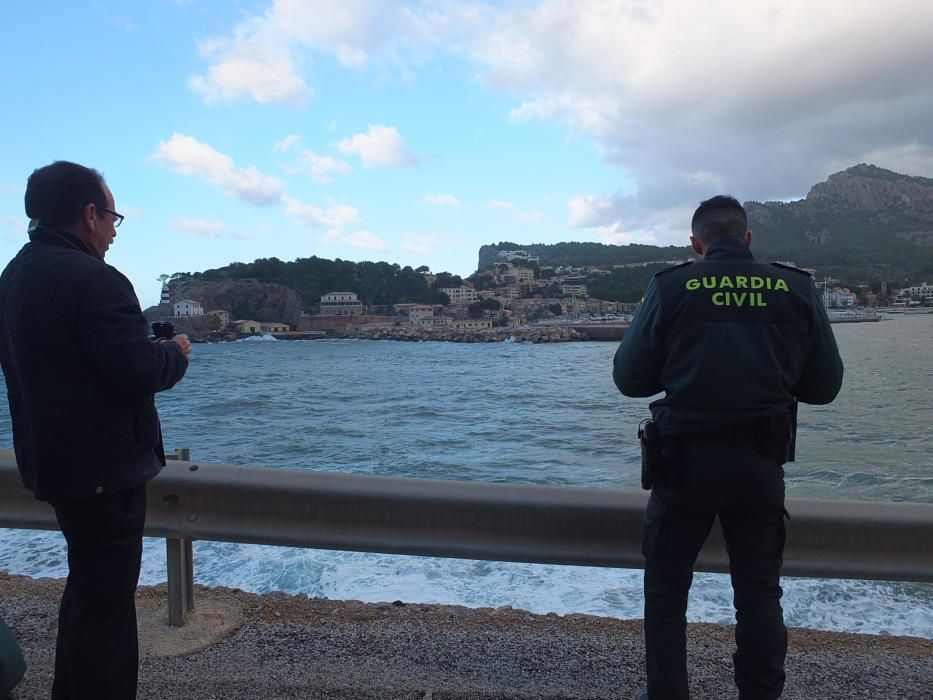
xmin=805 ymin=163 xmax=933 ymax=218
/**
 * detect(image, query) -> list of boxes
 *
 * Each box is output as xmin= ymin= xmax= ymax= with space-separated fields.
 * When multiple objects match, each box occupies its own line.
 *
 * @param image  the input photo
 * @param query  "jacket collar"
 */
xmin=29 ymin=226 xmax=101 ymax=260
xmin=703 ymin=236 xmax=755 ymax=262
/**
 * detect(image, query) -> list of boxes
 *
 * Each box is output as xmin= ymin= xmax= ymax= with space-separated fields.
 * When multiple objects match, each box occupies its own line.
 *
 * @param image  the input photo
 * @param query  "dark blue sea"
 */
xmin=1 ymin=314 xmax=931 ymax=637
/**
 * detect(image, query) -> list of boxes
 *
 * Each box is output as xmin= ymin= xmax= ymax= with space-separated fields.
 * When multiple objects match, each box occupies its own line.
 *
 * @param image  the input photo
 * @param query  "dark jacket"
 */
xmin=0 ymin=228 xmax=188 ymax=501
xmin=613 ymin=237 xmax=843 ymax=428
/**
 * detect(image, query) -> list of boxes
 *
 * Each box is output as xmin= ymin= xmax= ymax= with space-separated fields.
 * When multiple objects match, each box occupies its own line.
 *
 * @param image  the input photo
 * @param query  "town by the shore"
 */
xmin=2 ymin=572 xmax=930 ymax=699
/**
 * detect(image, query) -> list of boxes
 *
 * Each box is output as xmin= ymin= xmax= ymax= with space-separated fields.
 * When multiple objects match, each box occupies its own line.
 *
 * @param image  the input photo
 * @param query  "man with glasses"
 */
xmin=0 ymin=161 xmax=191 ymax=699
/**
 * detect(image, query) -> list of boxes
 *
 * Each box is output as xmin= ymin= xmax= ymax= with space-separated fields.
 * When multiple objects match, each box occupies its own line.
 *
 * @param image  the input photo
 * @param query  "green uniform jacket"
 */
xmin=613 ymin=237 xmax=843 ymax=428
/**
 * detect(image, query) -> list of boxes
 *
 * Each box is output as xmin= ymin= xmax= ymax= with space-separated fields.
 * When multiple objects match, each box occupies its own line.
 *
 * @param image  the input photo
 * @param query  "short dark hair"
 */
xmin=24 ymin=161 xmax=107 ymax=228
xmin=690 ymin=195 xmax=747 ymax=244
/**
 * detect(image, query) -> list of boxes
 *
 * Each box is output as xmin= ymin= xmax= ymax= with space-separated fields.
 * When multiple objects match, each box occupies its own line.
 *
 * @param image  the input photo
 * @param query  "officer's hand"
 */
xmin=171 ymin=333 xmax=191 ymax=357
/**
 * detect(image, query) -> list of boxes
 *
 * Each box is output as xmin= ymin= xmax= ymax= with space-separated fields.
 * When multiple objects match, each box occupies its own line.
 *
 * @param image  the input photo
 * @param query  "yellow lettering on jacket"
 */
xmin=685 ymin=275 xmax=790 ymax=296
xmin=710 ymin=291 xmax=769 ymax=307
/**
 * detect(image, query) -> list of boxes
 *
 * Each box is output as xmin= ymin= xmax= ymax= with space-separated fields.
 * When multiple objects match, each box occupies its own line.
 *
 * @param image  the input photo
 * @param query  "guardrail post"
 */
xmin=166 ymin=537 xmax=191 ymax=626
xmin=164 ymin=447 xmax=194 ymax=626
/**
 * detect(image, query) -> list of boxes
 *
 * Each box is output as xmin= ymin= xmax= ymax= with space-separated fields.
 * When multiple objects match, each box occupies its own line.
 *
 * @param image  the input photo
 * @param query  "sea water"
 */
xmin=1 ymin=314 xmax=930 ymax=638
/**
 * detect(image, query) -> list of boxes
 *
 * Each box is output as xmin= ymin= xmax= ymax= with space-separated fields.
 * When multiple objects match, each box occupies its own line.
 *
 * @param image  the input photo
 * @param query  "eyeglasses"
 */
xmin=97 ymin=206 xmax=124 ymax=228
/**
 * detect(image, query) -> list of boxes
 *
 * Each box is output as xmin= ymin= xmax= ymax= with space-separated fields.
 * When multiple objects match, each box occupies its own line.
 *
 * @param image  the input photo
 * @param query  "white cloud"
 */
xmin=281 ymin=195 xmax=360 ymax=229
xmin=338 ymin=125 xmax=419 ymax=168
xmin=189 ymin=1 xmax=933 ymax=241
xmin=568 ymin=193 xmax=628 ymax=228
xmin=489 ymin=199 xmax=542 ymax=223
xmin=424 ymin=193 xmax=461 ymax=209
xmin=300 ymin=150 xmax=351 ymax=183
xmin=402 ymin=232 xmax=442 ymax=254
xmin=323 ymin=229 xmax=389 ymax=252
xmin=275 ymin=134 xmax=301 ymax=152
xmin=336 ymin=45 xmax=368 ymax=67
xmin=188 ymin=1 xmax=416 ymax=106
xmin=153 ymin=134 xmax=285 ymax=206
xmin=470 ymin=0 xmax=933 ymax=242
xmin=591 ymin=223 xmax=658 ymax=246
xmin=170 ymin=217 xmax=252 ymax=240
xmin=189 ymin=35 xmax=313 ymax=106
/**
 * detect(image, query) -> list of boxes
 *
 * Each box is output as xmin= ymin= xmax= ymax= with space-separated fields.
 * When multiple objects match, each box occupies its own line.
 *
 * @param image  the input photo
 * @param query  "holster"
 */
xmin=757 ymin=410 xmax=796 ymax=466
xmin=638 ymin=419 xmax=660 ymax=490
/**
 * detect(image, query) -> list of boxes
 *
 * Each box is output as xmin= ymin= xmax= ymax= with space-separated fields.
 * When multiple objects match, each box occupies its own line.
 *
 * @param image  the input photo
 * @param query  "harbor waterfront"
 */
xmin=1 ymin=315 xmax=931 ymax=638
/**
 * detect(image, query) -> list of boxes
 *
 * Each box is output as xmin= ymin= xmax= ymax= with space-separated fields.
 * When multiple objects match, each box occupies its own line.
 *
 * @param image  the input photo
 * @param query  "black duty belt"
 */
xmin=672 ymin=423 xmax=761 ymax=445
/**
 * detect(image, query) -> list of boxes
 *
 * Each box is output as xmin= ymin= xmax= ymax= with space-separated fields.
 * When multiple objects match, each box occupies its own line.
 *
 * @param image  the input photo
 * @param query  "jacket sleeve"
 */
xmin=613 ymin=277 xmax=664 ymax=397
xmin=793 ymin=282 xmax=843 ymax=405
xmin=77 ymin=265 xmax=188 ymax=396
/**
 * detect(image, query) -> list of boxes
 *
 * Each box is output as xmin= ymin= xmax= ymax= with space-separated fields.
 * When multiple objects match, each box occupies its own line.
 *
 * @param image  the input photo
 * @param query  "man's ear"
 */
xmin=690 ymin=235 xmax=704 ymax=257
xmin=81 ymin=202 xmax=98 ymax=232
xmin=744 ymin=230 xmax=753 ymax=248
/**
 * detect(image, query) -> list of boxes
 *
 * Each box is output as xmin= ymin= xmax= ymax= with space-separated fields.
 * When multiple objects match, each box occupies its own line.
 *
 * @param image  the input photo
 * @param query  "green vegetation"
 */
xmin=173 ymin=257 xmax=449 ymax=309
xmin=468 ymin=298 xmax=502 ymax=318
xmin=478 ymin=242 xmax=692 ymax=271
xmin=585 ymin=264 xmax=673 ymax=302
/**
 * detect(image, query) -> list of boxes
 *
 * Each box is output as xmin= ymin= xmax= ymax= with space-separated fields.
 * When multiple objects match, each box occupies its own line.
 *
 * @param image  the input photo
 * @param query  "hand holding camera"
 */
xmin=151 ymin=321 xmax=191 ymax=357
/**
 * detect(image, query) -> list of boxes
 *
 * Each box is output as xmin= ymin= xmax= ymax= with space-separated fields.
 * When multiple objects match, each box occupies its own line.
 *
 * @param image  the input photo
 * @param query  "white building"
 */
xmin=825 ymin=287 xmax=856 ymax=307
xmin=500 ymin=267 xmax=535 ymax=285
xmin=409 ymin=305 xmax=436 ymax=324
xmin=561 ymin=284 xmax=588 ymax=298
xmin=897 ymin=282 xmax=933 ymax=304
xmin=440 ymin=286 xmax=478 ymax=304
xmin=173 ymin=299 xmax=203 ymax=317
xmin=320 ymin=292 xmax=364 ymax=316
xmin=408 ymin=305 xmax=452 ymax=328
xmin=207 ymin=309 xmax=230 ymax=326
xmin=496 ymin=250 xmax=540 ymax=264
xmin=454 ymin=319 xmax=493 ymax=330
xmin=260 ymin=321 xmax=290 ymax=333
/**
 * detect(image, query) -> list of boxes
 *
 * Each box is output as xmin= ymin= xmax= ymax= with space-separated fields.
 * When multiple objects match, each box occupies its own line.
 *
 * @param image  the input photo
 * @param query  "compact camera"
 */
xmin=151 ymin=321 xmax=176 ymax=340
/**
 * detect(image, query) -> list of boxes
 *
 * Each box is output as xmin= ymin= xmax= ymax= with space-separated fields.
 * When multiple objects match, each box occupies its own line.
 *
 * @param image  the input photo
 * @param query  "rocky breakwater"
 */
xmin=345 ymin=326 xmax=589 ymax=343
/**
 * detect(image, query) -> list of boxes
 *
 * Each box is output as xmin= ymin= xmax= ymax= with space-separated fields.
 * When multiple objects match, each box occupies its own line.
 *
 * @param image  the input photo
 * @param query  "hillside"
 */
xmin=479 ymin=164 xmax=933 ymax=284
xmin=160 ymin=257 xmax=450 ymax=320
xmin=157 ymin=165 xmax=933 ymax=312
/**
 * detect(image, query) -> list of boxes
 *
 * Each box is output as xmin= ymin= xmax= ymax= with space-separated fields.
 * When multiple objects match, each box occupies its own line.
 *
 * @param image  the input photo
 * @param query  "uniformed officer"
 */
xmin=613 ymin=195 xmax=843 ymax=700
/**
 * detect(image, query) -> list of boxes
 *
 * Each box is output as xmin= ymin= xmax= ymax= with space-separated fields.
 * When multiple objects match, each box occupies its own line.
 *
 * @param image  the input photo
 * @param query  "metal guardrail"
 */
xmin=1 ymin=449 xmax=931 ymax=626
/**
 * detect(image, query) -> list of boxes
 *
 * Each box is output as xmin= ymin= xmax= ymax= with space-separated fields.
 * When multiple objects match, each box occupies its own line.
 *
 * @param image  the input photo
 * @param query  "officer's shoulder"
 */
xmin=770 ymin=261 xmax=812 ymax=277
xmin=654 ymin=260 xmax=694 ymax=277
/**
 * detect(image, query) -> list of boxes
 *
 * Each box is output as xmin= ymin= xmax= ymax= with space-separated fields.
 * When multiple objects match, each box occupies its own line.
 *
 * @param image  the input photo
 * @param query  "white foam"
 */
xmin=1 ymin=531 xmax=929 ymax=638
xmin=236 ymin=334 xmax=278 ymax=342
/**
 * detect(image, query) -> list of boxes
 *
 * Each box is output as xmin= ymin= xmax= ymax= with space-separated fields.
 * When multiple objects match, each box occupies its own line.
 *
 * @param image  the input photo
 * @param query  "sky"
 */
xmin=2 ymin=1 xmax=932 ymax=307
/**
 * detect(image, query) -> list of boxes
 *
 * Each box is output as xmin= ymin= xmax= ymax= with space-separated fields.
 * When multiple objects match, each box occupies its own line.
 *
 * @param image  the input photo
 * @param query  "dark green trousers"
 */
xmin=642 ymin=435 xmax=787 ymax=700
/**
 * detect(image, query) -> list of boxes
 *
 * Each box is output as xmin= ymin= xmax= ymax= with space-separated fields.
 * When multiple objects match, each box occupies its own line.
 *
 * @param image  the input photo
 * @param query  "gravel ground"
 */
xmin=1 ymin=572 xmax=930 ymax=699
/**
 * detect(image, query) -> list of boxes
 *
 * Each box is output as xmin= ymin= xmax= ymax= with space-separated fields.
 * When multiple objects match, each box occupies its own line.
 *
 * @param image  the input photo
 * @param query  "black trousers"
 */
xmin=50 ymin=485 xmax=146 ymax=700
xmin=642 ymin=437 xmax=787 ymax=700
